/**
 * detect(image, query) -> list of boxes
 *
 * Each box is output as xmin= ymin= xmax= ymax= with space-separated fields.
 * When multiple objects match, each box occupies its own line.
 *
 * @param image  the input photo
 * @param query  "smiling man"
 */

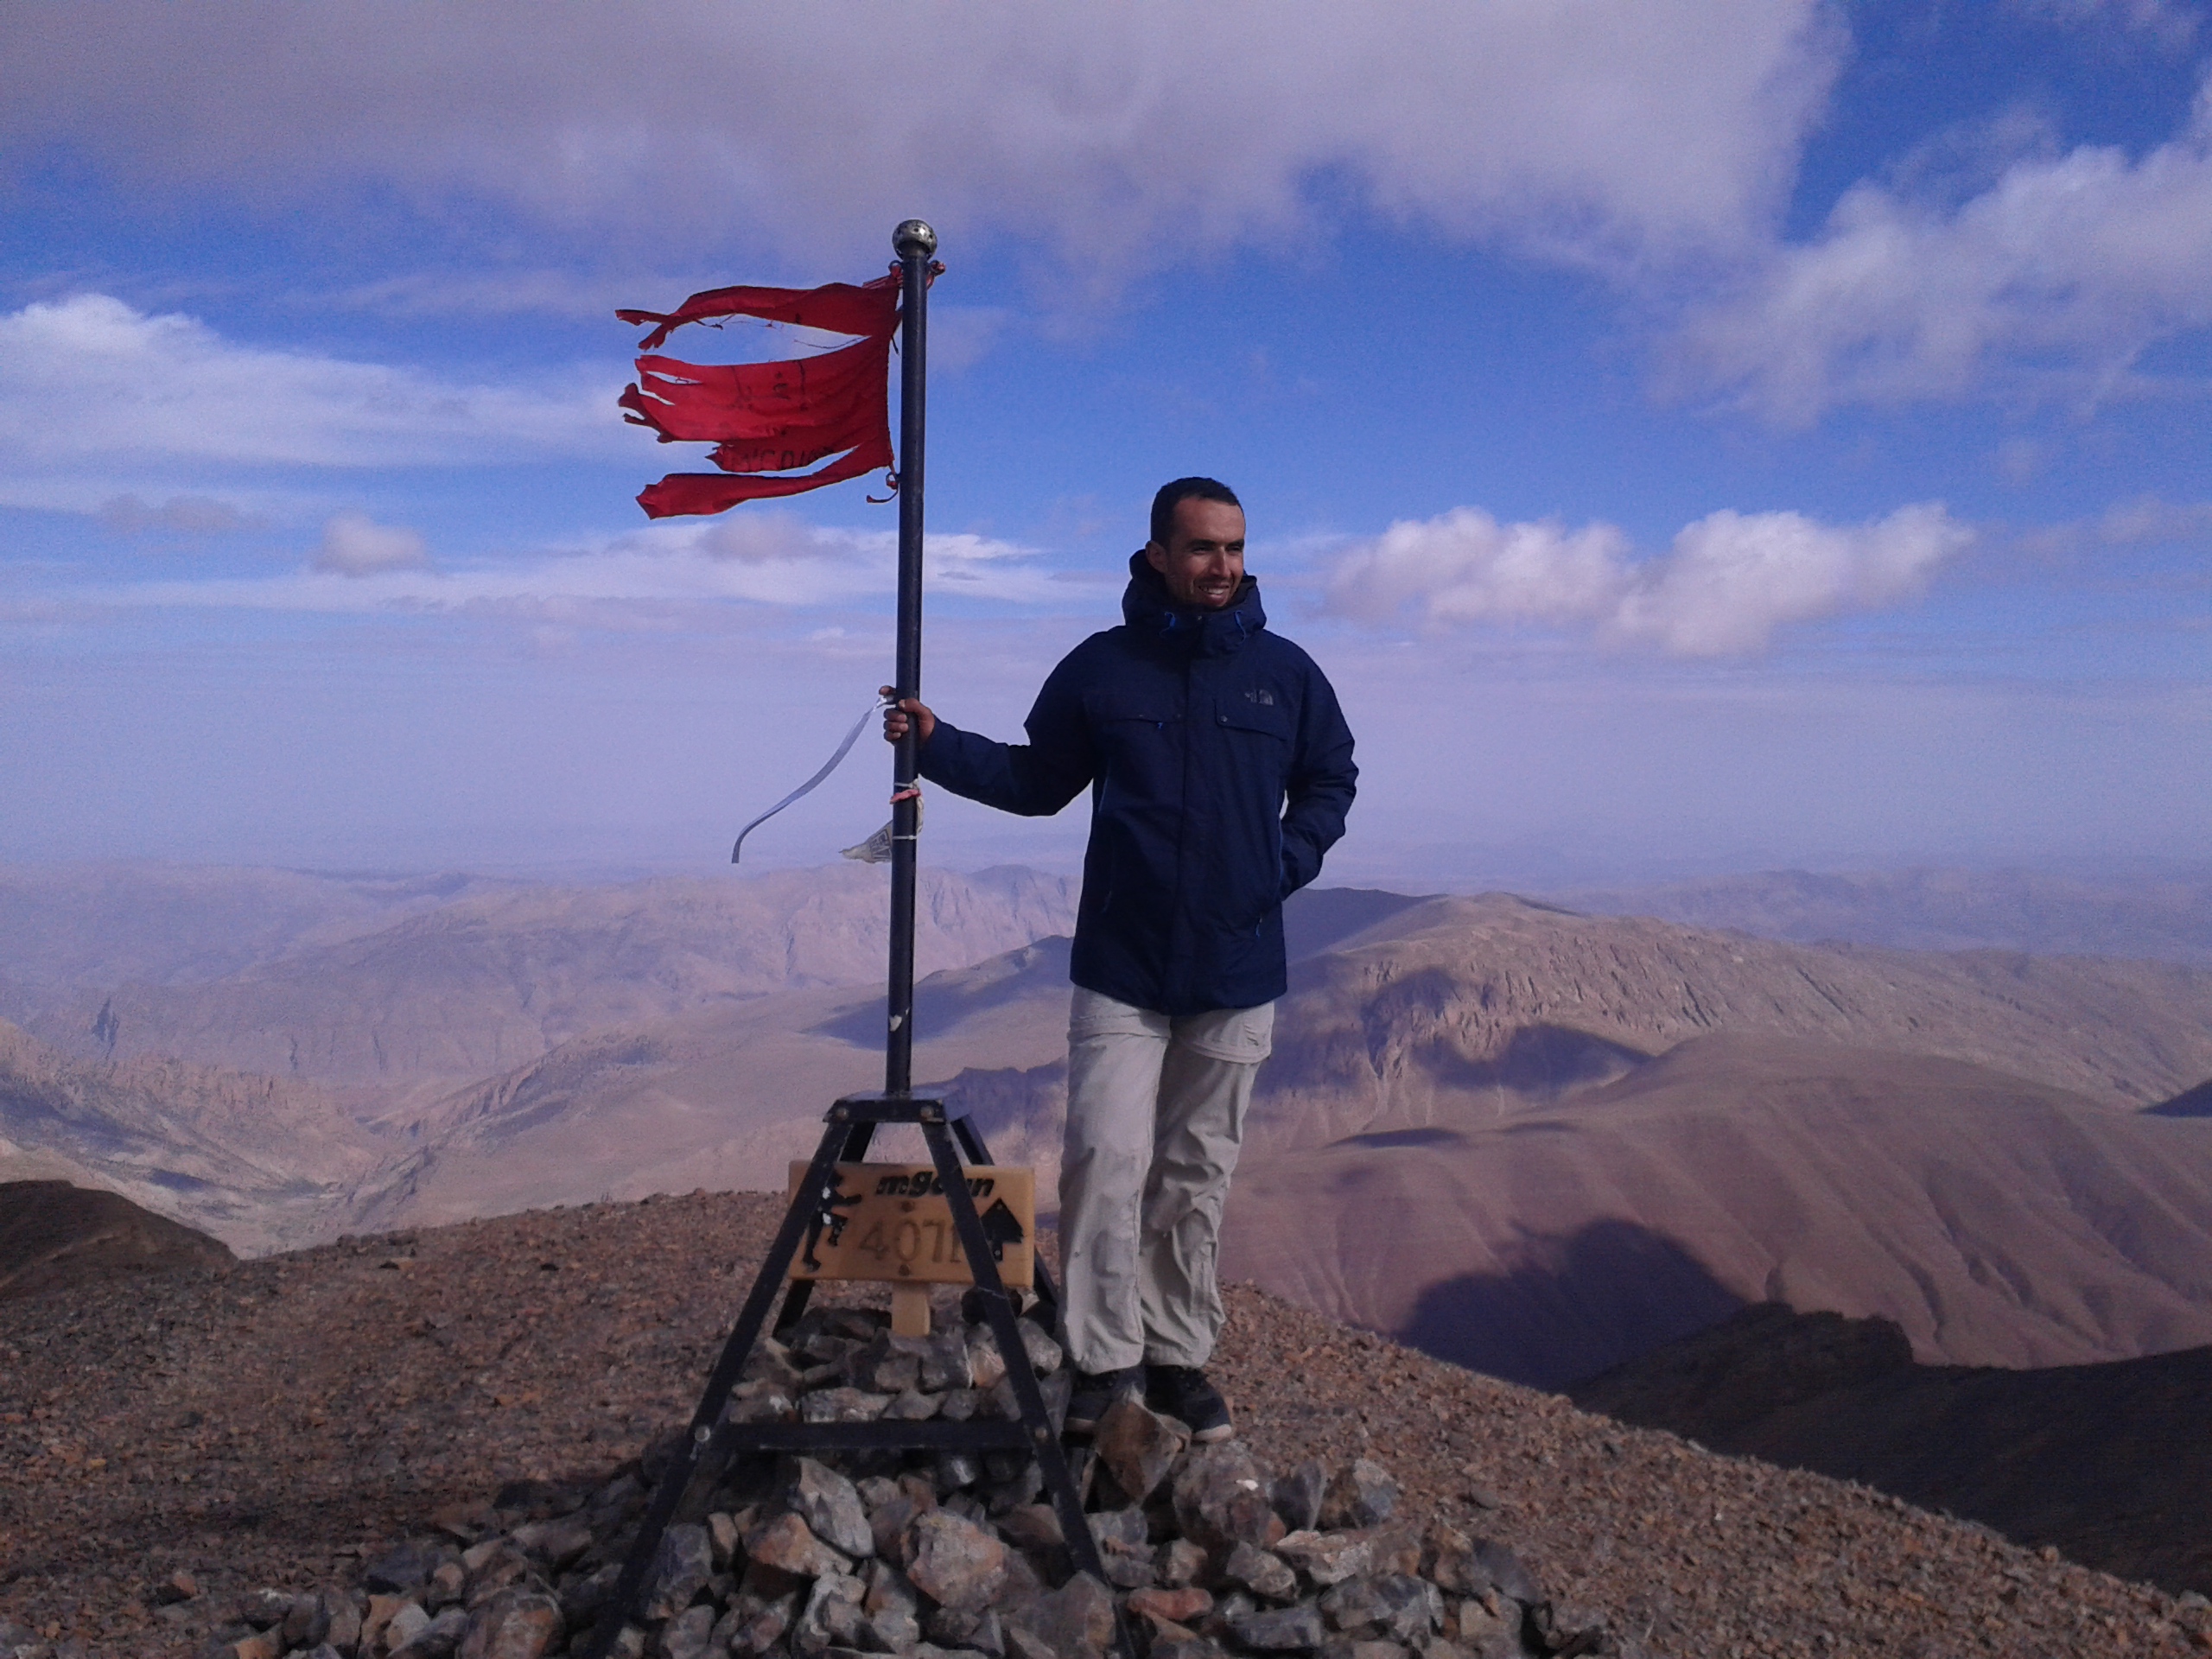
xmin=883 ymin=476 xmax=1357 ymax=1440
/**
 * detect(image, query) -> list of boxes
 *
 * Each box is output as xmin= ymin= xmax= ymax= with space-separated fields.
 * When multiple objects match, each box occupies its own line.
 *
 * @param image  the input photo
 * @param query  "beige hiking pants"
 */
xmin=1057 ymin=986 xmax=1275 ymax=1374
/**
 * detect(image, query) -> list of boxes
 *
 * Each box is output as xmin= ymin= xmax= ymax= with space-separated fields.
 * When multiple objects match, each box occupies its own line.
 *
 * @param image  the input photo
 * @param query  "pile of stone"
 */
xmin=199 ymin=1303 xmax=1611 ymax=1659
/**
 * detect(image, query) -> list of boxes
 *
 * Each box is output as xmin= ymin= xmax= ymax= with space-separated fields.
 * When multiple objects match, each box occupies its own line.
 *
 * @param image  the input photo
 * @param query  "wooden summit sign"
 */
xmin=785 ymin=1160 xmax=1035 ymax=1290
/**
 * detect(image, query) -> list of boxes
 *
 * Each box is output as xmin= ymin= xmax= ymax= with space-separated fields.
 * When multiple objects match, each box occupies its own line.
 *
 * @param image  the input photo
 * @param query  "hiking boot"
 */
xmin=1065 ymin=1366 xmax=1145 ymax=1436
xmin=1147 ymin=1364 xmax=1234 ymax=1442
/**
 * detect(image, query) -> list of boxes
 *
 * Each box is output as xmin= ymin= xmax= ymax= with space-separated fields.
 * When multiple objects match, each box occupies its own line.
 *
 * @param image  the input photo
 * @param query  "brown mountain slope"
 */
xmin=0 ymin=1179 xmax=233 ymax=1301
xmin=1249 ymin=893 xmax=2212 ymax=1156
xmin=22 ymin=865 xmax=1075 ymax=1116
xmin=345 ymin=937 xmax=1083 ymax=1230
xmin=1558 ymin=863 xmax=2212 ymax=964
xmin=1224 ymin=1033 xmax=2212 ymax=1385
xmin=0 ymin=1019 xmax=378 ymax=1252
xmin=2 ymin=1192 xmax=2201 ymax=1656
xmin=1572 ymin=1302 xmax=2212 ymax=1596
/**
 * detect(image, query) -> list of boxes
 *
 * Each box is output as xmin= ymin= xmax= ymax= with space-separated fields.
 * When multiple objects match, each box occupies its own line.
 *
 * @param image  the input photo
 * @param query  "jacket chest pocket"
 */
xmin=1084 ymin=688 xmax=1184 ymax=784
xmin=1214 ymin=694 xmax=1294 ymax=747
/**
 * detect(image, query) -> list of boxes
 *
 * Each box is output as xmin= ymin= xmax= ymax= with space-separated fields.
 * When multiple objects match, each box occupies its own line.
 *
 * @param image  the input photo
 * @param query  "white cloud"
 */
xmin=98 ymin=493 xmax=264 ymax=536
xmin=0 ymin=3 xmax=1840 ymax=277
xmin=0 ymin=293 xmax=620 ymax=474
xmin=1675 ymin=77 xmax=2212 ymax=423
xmin=312 ymin=513 xmax=430 ymax=577
xmin=1325 ymin=503 xmax=1971 ymax=656
xmin=69 ymin=515 xmax=1090 ymax=620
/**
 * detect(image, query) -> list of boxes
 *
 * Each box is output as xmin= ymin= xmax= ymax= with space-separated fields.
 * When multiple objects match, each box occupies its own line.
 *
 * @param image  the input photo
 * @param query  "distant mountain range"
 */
xmin=1558 ymin=862 xmax=2212 ymax=964
xmin=6 ymin=859 xmax=2212 ymax=1397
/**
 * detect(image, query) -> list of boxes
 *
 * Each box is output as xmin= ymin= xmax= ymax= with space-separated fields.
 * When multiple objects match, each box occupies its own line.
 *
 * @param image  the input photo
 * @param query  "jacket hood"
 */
xmin=1122 ymin=550 xmax=1266 ymax=654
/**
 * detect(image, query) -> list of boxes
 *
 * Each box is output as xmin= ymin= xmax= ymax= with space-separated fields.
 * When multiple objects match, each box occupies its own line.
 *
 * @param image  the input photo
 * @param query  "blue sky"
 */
xmin=1 ymin=1 xmax=2207 ymax=886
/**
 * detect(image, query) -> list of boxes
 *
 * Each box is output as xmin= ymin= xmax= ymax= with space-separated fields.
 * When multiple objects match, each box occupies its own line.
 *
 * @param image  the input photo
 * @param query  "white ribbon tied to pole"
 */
xmin=730 ymin=699 xmax=887 ymax=865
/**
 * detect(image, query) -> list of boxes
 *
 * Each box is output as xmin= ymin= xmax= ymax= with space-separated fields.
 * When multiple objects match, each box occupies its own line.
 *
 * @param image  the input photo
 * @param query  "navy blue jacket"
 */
xmin=920 ymin=556 xmax=1357 ymax=1014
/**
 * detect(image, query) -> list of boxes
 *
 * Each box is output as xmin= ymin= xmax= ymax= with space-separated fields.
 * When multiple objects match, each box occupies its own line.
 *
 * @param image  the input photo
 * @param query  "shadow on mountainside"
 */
xmin=1572 ymin=1301 xmax=2212 ymax=1596
xmin=1399 ymin=1217 xmax=1747 ymax=1390
xmin=2150 ymin=1075 xmax=2212 ymax=1117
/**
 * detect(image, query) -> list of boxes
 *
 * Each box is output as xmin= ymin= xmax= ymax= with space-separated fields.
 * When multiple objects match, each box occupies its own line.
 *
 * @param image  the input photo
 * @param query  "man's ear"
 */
xmin=1143 ymin=540 xmax=1169 ymax=576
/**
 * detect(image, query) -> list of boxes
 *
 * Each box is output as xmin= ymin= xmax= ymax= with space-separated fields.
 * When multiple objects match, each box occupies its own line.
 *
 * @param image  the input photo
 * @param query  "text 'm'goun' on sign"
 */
xmin=785 ymin=1162 xmax=1035 ymax=1289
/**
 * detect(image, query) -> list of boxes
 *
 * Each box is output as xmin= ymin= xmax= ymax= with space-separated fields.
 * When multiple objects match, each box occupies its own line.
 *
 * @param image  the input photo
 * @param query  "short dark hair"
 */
xmin=1149 ymin=477 xmax=1242 ymax=549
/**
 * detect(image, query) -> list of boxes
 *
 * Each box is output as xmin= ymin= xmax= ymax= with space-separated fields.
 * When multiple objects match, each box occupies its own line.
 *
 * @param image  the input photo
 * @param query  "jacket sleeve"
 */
xmin=917 ymin=651 xmax=1096 ymax=817
xmin=1280 ymin=660 xmax=1357 ymax=898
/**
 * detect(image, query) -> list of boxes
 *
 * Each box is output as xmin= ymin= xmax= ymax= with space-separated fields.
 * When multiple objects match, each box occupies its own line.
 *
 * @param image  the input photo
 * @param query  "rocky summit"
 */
xmin=4 ymin=1191 xmax=2208 ymax=1659
xmin=160 ymin=1296 xmax=1606 ymax=1659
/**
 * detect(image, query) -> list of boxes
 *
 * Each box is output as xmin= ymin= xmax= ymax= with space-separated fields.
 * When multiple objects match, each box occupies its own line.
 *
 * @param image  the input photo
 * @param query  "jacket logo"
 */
xmin=1243 ymin=687 xmax=1275 ymax=706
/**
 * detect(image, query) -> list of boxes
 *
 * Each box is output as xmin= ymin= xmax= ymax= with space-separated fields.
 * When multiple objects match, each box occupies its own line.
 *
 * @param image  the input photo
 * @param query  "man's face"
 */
xmin=1146 ymin=498 xmax=1247 ymax=609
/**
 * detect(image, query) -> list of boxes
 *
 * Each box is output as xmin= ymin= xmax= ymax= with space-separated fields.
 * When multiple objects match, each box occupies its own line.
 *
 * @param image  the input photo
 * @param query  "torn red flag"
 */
xmin=617 ymin=273 xmax=899 ymax=518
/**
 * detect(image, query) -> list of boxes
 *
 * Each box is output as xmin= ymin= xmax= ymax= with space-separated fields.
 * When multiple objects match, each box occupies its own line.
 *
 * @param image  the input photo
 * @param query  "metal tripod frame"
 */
xmin=582 ymin=1090 xmax=1131 ymax=1659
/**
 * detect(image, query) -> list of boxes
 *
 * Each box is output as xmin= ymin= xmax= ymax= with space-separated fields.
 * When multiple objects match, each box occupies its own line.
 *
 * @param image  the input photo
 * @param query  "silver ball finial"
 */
xmin=893 ymin=219 xmax=938 ymax=259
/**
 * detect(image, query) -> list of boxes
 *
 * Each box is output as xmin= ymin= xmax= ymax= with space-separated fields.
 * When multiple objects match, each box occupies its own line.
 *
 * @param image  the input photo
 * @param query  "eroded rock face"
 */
xmin=281 ymin=1301 xmax=1601 ymax=1659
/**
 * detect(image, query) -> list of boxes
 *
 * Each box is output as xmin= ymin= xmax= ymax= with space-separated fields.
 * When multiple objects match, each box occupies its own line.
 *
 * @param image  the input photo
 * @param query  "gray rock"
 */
xmin=1454 ymin=1541 xmax=1540 ymax=1607
xmin=788 ymin=1459 xmax=877 ymax=1560
xmin=1276 ymin=1530 xmax=1373 ymax=1588
xmin=743 ymin=1338 xmax=809 ymax=1394
xmin=965 ymin=1327 xmax=1009 ymax=1390
xmin=704 ymin=1511 xmax=744 ymax=1571
xmin=925 ymin=1604 xmax=1005 ymax=1655
xmin=1018 ymin=1321 xmax=1063 ymax=1376
xmin=905 ymin=1510 xmax=1009 ymax=1610
xmin=1221 ymin=1543 xmax=1298 ymax=1603
xmin=1447 ymin=1599 xmax=1522 ymax=1659
xmin=884 ymin=1388 xmax=942 ymax=1421
xmin=512 ymin=1516 xmax=595 ymax=1572
xmin=655 ymin=1605 xmax=718 ymax=1659
xmin=1004 ymin=1572 xmax=1116 ymax=1659
xmin=801 ymin=1388 xmax=893 ymax=1424
xmin=934 ymin=1451 xmax=984 ymax=1491
xmin=1319 ymin=1576 xmax=1441 ymax=1643
xmin=1172 ymin=1441 xmax=1281 ymax=1553
xmin=920 ymin=1331 xmax=975 ymax=1391
xmin=366 ymin=1541 xmax=444 ymax=1593
xmin=792 ymin=1572 xmax=870 ymax=1656
xmin=732 ymin=1389 xmax=797 ymax=1424
xmin=323 ymin=1589 xmax=364 ymax=1656
xmin=845 ymin=1334 xmax=927 ymax=1395
xmin=558 ymin=1562 xmax=620 ymax=1627
xmin=996 ymin=1504 xmax=1063 ymax=1554
xmin=938 ymin=1389 xmax=985 ymax=1422
xmin=869 ymin=1492 xmax=933 ymax=1565
xmin=390 ymin=1605 xmax=470 ymax=1659
xmin=1085 ymin=1507 xmax=1155 ymax=1588
xmin=281 ymin=1591 xmax=330 ymax=1649
xmin=1271 ymin=1460 xmax=1327 ymax=1534
xmin=1319 ymin=1460 xmax=1399 ymax=1530
xmin=384 ymin=1603 xmax=434 ymax=1650
xmin=457 ymin=1589 xmax=564 ymax=1659
xmin=1319 ymin=1642 xmax=1410 ymax=1659
xmin=724 ymin=1589 xmax=800 ymax=1656
xmin=1001 ymin=1622 xmax=1065 ymax=1659
xmin=1155 ymin=1538 xmax=1208 ymax=1588
xmin=746 ymin=1512 xmax=852 ymax=1580
xmin=1093 ymin=1398 xmax=1187 ymax=1504
xmin=643 ymin=1523 xmax=714 ymax=1620
xmin=861 ymin=1561 xmax=923 ymax=1652
xmin=857 ymin=1476 xmax=903 ymax=1509
xmin=1228 ymin=1604 xmax=1327 ymax=1650
xmin=1148 ymin=1633 xmax=1231 ymax=1659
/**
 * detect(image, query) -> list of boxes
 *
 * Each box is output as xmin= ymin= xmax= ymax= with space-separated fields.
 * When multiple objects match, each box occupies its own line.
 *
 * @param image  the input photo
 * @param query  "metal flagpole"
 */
xmin=885 ymin=218 xmax=936 ymax=1097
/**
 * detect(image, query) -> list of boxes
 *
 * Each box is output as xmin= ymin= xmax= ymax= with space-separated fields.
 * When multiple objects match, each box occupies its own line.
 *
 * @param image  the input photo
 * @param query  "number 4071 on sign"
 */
xmin=785 ymin=1161 xmax=1035 ymax=1289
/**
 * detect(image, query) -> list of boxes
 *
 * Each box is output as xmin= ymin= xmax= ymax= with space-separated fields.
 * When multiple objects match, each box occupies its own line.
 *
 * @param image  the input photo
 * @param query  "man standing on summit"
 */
xmin=882 ymin=478 xmax=1357 ymax=1442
